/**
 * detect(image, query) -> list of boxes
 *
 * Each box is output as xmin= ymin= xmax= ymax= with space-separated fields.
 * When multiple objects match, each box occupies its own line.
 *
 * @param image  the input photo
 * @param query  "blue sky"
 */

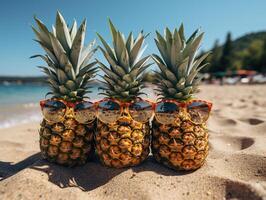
xmin=1 ymin=0 xmax=266 ymax=76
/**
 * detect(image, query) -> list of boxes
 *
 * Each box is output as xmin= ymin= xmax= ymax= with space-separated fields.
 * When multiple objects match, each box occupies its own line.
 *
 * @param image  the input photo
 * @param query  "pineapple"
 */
xmin=95 ymin=19 xmax=152 ymax=168
xmin=32 ymin=12 xmax=97 ymax=166
xmin=152 ymin=25 xmax=210 ymax=170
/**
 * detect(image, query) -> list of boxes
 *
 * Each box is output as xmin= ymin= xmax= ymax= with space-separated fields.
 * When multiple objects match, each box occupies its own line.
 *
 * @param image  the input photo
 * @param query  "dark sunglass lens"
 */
xmin=74 ymin=102 xmax=94 ymax=111
xmin=155 ymin=102 xmax=179 ymax=125
xmin=156 ymin=102 xmax=179 ymax=113
xmin=44 ymin=100 xmax=66 ymax=110
xmin=99 ymin=100 xmax=120 ymax=110
xmin=98 ymin=100 xmax=121 ymax=123
xmin=187 ymin=101 xmax=210 ymax=124
xmin=41 ymin=100 xmax=66 ymax=122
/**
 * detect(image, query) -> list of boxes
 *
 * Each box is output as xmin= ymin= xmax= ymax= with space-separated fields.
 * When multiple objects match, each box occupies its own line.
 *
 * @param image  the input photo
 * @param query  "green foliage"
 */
xmin=259 ymin=37 xmax=266 ymax=72
xmin=201 ymin=31 xmax=266 ymax=73
xmin=220 ymin=32 xmax=233 ymax=72
xmin=153 ymin=25 xmax=210 ymax=101
xmin=31 ymin=12 xmax=97 ymax=102
xmin=97 ymin=19 xmax=152 ymax=102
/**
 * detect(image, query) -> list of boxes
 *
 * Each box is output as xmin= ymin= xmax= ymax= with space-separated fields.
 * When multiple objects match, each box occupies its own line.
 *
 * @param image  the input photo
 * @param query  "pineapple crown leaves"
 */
xmin=153 ymin=24 xmax=210 ymax=101
xmin=31 ymin=11 xmax=98 ymax=102
xmin=96 ymin=19 xmax=152 ymax=102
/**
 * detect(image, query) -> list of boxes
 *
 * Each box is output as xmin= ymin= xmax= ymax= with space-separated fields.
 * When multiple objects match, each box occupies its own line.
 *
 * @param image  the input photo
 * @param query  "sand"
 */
xmin=0 ymin=85 xmax=266 ymax=200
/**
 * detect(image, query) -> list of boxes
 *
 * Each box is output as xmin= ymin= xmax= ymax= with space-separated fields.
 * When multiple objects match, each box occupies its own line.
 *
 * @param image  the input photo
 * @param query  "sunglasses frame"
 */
xmin=95 ymin=97 xmax=155 ymax=123
xmin=40 ymin=98 xmax=96 ymax=123
xmin=154 ymin=99 xmax=213 ymax=125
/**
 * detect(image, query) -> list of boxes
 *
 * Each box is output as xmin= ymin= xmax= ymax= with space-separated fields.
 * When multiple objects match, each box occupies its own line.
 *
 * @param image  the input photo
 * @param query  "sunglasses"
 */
xmin=40 ymin=99 xmax=96 ymax=124
xmin=96 ymin=98 xmax=154 ymax=124
xmin=154 ymin=100 xmax=212 ymax=125
xmin=40 ymin=98 xmax=212 ymax=125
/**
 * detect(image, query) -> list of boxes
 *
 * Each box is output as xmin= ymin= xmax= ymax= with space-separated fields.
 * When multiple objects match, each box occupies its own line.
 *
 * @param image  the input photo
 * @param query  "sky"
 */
xmin=1 ymin=0 xmax=266 ymax=76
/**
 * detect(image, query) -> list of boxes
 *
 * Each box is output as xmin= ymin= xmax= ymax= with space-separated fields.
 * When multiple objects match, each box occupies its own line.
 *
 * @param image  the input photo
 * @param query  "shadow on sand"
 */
xmin=0 ymin=153 xmax=41 ymax=180
xmin=0 ymin=153 xmax=192 ymax=191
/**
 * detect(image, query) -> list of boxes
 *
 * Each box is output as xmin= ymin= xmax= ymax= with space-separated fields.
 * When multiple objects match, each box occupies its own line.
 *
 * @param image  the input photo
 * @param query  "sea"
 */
xmin=0 ymin=83 xmax=99 ymax=129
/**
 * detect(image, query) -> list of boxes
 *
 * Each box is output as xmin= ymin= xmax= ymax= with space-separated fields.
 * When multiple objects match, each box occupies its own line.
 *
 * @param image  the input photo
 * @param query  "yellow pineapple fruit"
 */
xmin=95 ymin=19 xmax=152 ymax=168
xmin=32 ymin=12 xmax=97 ymax=166
xmin=152 ymin=24 xmax=211 ymax=170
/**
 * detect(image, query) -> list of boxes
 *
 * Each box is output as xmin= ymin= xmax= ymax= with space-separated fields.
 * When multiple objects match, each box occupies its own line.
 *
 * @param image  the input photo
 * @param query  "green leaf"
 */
xmin=174 ymin=92 xmax=183 ymax=99
xmin=126 ymin=32 xmax=133 ymax=52
xmin=33 ymin=39 xmax=59 ymax=65
xmin=111 ymin=65 xmax=126 ymax=77
xmin=55 ymin=11 xmax=72 ymax=53
xmin=184 ymin=32 xmax=204 ymax=68
xmin=155 ymin=39 xmax=171 ymax=66
xmin=165 ymin=27 xmax=173 ymax=45
xmin=98 ymin=47 xmax=117 ymax=67
xmin=162 ymin=80 xmax=174 ymax=88
xmin=165 ymin=69 xmax=177 ymax=83
xmin=120 ymin=47 xmax=130 ymax=70
xmin=57 ymin=69 xmax=68 ymax=84
xmin=79 ymin=40 xmax=96 ymax=68
xmin=70 ymin=19 xmax=86 ymax=72
xmin=155 ymin=31 xmax=167 ymax=49
xmin=33 ymin=17 xmax=52 ymax=50
xmin=31 ymin=54 xmax=53 ymax=67
xmin=167 ymin=88 xmax=176 ymax=95
xmin=51 ymin=25 xmax=56 ymax=37
xmin=122 ymin=74 xmax=132 ymax=83
xmin=69 ymin=91 xmax=78 ymax=97
xmin=186 ymin=29 xmax=199 ymax=44
xmin=114 ymin=31 xmax=125 ymax=63
xmin=100 ymin=75 xmax=116 ymax=86
xmin=132 ymin=55 xmax=150 ymax=71
xmin=96 ymin=32 xmax=116 ymax=61
xmin=48 ymin=78 xmax=59 ymax=88
xmin=137 ymin=63 xmax=153 ymax=77
xmin=178 ymin=23 xmax=185 ymax=47
xmin=65 ymin=80 xmax=76 ymax=90
xmin=175 ymin=78 xmax=186 ymax=90
xmin=78 ymin=61 xmax=97 ymax=77
xmin=177 ymin=57 xmax=189 ymax=79
xmin=121 ymin=91 xmax=130 ymax=97
xmin=185 ymin=70 xmax=199 ymax=85
xmin=49 ymin=33 xmax=68 ymax=67
xmin=189 ymin=52 xmax=210 ymax=74
xmin=59 ymin=85 xmax=69 ymax=95
xmin=70 ymin=20 xmax=77 ymax=41
xmin=98 ymin=61 xmax=120 ymax=80
xmin=182 ymin=86 xmax=193 ymax=95
xmin=64 ymin=63 xmax=76 ymax=80
xmin=152 ymin=55 xmax=169 ymax=78
xmin=114 ymin=85 xmax=124 ymax=93
xmin=108 ymin=18 xmax=118 ymax=45
xmin=129 ymin=33 xmax=144 ymax=65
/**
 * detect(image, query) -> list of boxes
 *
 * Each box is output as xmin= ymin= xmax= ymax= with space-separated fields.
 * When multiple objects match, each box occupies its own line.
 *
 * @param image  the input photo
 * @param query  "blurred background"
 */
xmin=1 ymin=0 xmax=266 ymax=128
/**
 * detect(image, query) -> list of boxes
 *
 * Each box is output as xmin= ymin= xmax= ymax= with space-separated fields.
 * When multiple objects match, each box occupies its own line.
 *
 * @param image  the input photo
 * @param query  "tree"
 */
xmin=242 ymin=40 xmax=263 ymax=71
xmin=209 ymin=39 xmax=221 ymax=72
xmin=259 ymin=37 xmax=266 ymax=73
xmin=219 ymin=32 xmax=233 ymax=72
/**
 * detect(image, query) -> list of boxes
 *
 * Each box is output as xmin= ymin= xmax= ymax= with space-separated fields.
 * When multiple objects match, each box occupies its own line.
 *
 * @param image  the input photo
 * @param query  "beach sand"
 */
xmin=0 ymin=85 xmax=266 ymax=200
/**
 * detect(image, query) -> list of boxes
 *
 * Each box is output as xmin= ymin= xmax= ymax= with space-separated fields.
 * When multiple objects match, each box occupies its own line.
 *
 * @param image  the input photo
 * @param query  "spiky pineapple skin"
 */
xmin=39 ymin=117 xmax=95 ymax=166
xmin=152 ymin=115 xmax=209 ymax=171
xmin=95 ymin=116 xmax=150 ymax=168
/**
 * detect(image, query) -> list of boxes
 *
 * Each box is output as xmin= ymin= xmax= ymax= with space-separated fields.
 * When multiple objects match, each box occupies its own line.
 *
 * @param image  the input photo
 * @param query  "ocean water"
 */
xmin=0 ymin=84 xmax=99 ymax=129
